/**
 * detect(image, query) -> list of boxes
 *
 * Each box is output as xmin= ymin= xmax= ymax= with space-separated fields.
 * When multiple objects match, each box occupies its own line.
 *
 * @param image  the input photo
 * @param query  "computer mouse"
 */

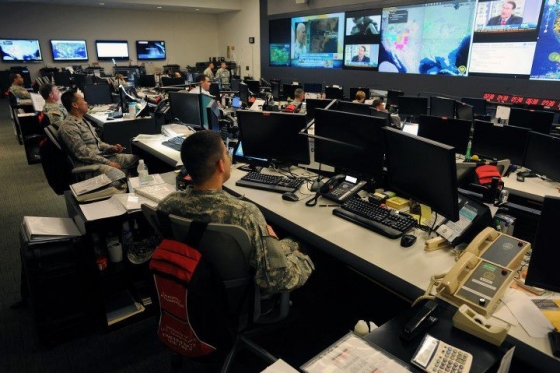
xmin=282 ymin=192 xmax=299 ymax=202
xmin=400 ymin=234 xmax=417 ymax=248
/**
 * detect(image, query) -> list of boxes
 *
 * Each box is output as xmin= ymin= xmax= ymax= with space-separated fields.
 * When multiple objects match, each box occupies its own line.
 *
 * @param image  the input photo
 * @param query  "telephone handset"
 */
xmin=319 ymin=174 xmax=366 ymax=204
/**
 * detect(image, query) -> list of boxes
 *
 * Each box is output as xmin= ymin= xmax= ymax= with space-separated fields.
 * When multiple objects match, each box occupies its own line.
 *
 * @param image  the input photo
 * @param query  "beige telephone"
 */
xmin=436 ymin=227 xmax=530 ymax=317
xmin=452 ymin=304 xmax=510 ymax=346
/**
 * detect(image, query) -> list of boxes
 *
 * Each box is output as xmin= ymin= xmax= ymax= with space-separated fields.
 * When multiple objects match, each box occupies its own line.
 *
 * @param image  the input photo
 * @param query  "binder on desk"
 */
xmin=22 ymin=216 xmax=81 ymax=241
xmin=70 ymin=173 xmax=126 ymax=203
xmin=134 ymin=183 xmax=176 ymax=203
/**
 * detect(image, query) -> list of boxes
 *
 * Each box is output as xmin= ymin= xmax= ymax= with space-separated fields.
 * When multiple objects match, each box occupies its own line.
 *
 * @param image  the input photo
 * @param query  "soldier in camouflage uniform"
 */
xmin=158 ymin=131 xmax=314 ymax=298
xmin=58 ymin=89 xmax=138 ymax=175
xmin=39 ymin=84 xmax=68 ymax=129
xmin=8 ymin=73 xmax=31 ymax=99
xmin=215 ymin=61 xmax=230 ymax=89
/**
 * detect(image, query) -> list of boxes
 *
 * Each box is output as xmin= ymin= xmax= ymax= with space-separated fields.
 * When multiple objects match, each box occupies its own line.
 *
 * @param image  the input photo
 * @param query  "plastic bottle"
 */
xmin=137 ymin=159 xmax=149 ymax=185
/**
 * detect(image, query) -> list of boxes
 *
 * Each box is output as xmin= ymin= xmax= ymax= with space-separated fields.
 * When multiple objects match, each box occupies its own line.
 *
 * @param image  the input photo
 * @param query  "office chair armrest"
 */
xmin=71 ymin=164 xmax=101 ymax=174
xmin=255 ymin=291 xmax=290 ymax=324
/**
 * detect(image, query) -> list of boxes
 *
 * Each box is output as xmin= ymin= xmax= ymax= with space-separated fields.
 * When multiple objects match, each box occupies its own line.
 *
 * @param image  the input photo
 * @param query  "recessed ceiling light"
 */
xmin=99 ymin=2 xmax=104 ymax=5
xmin=157 ymin=6 xmax=162 ymax=8
xmin=196 ymin=9 xmax=200 ymax=11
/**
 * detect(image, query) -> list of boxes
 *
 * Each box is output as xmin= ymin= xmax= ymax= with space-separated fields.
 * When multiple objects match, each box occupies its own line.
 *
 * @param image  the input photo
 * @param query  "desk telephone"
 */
xmin=319 ymin=174 xmax=366 ymax=204
xmin=436 ymin=227 xmax=530 ymax=317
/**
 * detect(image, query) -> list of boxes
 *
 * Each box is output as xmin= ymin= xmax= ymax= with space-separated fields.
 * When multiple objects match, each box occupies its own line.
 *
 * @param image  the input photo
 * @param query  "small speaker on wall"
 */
xmin=295 ymin=0 xmax=307 ymax=4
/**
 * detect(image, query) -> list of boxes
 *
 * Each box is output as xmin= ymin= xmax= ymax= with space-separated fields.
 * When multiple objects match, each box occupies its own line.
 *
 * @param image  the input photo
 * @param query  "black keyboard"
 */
xmin=333 ymin=198 xmax=416 ymax=239
xmin=162 ymin=136 xmax=185 ymax=151
xmin=236 ymin=171 xmax=304 ymax=193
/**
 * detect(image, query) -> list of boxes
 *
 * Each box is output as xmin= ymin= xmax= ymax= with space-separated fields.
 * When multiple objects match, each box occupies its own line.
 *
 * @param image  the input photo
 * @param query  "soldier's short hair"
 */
xmin=61 ymin=89 xmax=79 ymax=112
xmin=181 ymin=131 xmax=224 ymax=184
xmin=9 ymin=73 xmax=20 ymax=84
xmin=39 ymin=84 xmax=54 ymax=100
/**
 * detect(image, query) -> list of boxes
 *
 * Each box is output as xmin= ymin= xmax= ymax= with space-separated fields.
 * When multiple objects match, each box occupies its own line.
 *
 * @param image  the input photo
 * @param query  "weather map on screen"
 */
xmin=379 ymin=1 xmax=476 ymax=75
xmin=270 ymin=43 xmax=290 ymax=66
xmin=50 ymin=40 xmax=88 ymax=61
xmin=0 ymin=39 xmax=42 ymax=62
xmin=530 ymin=1 xmax=560 ymax=80
xmin=291 ymin=12 xmax=345 ymax=69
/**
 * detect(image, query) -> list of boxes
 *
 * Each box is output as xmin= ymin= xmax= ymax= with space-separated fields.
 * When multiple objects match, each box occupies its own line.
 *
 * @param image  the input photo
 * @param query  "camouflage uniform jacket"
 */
xmin=59 ymin=114 xmax=112 ymax=166
xmin=158 ymin=189 xmax=314 ymax=297
xmin=43 ymin=102 xmax=68 ymax=129
xmin=9 ymin=84 xmax=31 ymax=99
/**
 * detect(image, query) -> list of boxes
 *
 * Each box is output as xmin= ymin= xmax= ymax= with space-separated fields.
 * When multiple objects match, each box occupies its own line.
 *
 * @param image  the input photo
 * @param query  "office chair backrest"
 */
xmin=40 ymin=125 xmax=73 ymax=194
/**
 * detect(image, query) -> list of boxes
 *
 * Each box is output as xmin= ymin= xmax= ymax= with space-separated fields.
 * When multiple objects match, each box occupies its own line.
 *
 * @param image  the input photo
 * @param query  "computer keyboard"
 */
xmin=236 ymin=171 xmax=304 ymax=193
xmin=162 ymin=136 xmax=185 ymax=151
xmin=107 ymin=110 xmax=123 ymax=119
xmin=333 ymin=197 xmax=416 ymax=239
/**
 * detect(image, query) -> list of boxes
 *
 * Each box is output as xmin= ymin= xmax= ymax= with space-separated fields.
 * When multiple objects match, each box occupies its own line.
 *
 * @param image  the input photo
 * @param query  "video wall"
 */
xmin=269 ymin=0 xmax=560 ymax=81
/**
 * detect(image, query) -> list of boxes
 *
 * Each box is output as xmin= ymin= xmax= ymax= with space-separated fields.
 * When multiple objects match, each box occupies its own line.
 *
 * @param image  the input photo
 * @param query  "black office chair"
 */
xmin=142 ymin=204 xmax=290 ymax=373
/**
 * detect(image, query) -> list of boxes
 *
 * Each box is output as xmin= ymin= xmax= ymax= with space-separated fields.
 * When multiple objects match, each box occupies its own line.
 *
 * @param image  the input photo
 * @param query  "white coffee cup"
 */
xmin=108 ymin=242 xmax=123 ymax=263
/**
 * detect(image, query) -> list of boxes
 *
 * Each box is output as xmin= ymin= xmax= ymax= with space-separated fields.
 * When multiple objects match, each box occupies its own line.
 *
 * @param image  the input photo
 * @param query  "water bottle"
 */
xmin=137 ymin=159 xmax=149 ymax=185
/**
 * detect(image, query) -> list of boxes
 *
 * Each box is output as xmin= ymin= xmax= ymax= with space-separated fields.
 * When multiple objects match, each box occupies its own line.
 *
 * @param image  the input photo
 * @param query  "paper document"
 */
xmin=261 ymin=359 xmax=299 ymax=373
xmin=128 ymin=174 xmax=165 ymax=191
xmin=70 ymin=174 xmax=112 ymax=196
xmin=79 ymin=197 xmax=127 ymax=221
xmin=23 ymin=216 xmax=81 ymax=240
xmin=135 ymin=183 xmax=176 ymax=203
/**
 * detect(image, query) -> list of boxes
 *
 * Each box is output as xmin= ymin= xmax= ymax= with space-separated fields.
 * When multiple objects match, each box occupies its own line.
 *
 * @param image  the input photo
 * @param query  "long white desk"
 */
xmin=86 ymin=112 xmax=161 ymax=150
xmin=503 ymin=173 xmax=560 ymax=202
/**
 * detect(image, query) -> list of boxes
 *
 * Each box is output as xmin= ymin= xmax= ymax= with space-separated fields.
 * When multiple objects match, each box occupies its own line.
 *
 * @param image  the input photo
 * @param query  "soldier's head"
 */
xmin=9 ymin=73 xmax=23 ymax=86
xmin=39 ymin=84 xmax=61 ymax=102
xmin=294 ymin=88 xmax=305 ymax=102
xmin=181 ymin=131 xmax=231 ymax=186
xmin=61 ymin=89 xmax=88 ymax=115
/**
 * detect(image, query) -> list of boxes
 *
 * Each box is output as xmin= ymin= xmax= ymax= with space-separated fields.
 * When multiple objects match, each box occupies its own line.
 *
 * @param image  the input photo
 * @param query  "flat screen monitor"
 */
xmin=472 ymin=120 xmax=529 ymax=165
xmin=269 ymin=43 xmax=290 ymax=67
xmin=282 ymin=84 xmax=301 ymax=100
xmin=83 ymin=84 xmax=112 ymax=105
xmin=383 ymin=127 xmax=459 ymax=222
xmin=397 ymin=96 xmax=428 ymax=117
xmin=304 ymin=83 xmax=323 ymax=94
xmin=244 ymin=80 xmax=260 ymax=95
xmin=305 ymin=98 xmax=332 ymax=122
xmin=239 ymin=82 xmax=250 ymax=106
xmin=209 ymin=83 xmax=221 ymax=99
xmin=324 ymin=86 xmax=343 ymax=99
xmin=508 ymin=107 xmax=554 ymax=135
xmin=271 ymin=81 xmax=281 ymax=99
xmin=237 ymin=111 xmax=310 ymax=165
xmin=334 ymin=100 xmax=371 ymax=116
xmin=523 ymin=132 xmax=560 ymax=182
xmin=430 ymin=96 xmax=456 ymax=118
xmin=314 ymin=108 xmax=386 ymax=181
xmin=206 ymin=99 xmax=221 ymax=133
xmin=456 ymin=102 xmax=474 ymax=122
xmin=349 ymin=87 xmax=370 ymax=101
xmin=369 ymin=109 xmax=391 ymax=126
xmin=418 ymin=115 xmax=472 ymax=154
xmin=168 ymin=91 xmax=202 ymax=126
xmin=95 ymin=40 xmax=129 ymax=61
xmin=136 ymin=74 xmax=156 ymax=87
xmin=50 ymin=39 xmax=87 ymax=61
xmin=525 ymin=196 xmax=560 ymax=292
xmin=161 ymin=77 xmax=184 ymax=87
xmin=231 ymin=78 xmax=240 ymax=92
xmin=386 ymin=90 xmax=404 ymax=110
xmin=136 ymin=40 xmax=166 ymax=60
xmin=0 ymin=38 xmax=42 ymax=62
xmin=461 ymin=97 xmax=487 ymax=116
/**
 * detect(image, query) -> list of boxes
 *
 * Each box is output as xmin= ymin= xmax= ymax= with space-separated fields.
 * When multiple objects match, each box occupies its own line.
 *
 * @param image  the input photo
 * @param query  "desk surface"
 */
xmin=503 ymin=173 xmax=560 ymax=202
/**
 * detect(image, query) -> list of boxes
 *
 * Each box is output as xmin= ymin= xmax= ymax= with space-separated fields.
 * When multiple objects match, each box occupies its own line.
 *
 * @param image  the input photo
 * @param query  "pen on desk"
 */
xmin=319 ymin=204 xmax=339 ymax=207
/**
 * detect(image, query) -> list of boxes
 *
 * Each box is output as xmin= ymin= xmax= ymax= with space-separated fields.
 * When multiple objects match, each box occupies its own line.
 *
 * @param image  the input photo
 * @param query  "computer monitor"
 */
xmin=231 ymin=78 xmax=240 ymax=92
xmin=161 ymin=77 xmax=184 ymax=87
xmin=209 ymin=83 xmax=220 ymax=99
xmin=429 ymin=96 xmax=455 ymax=118
xmin=349 ymin=87 xmax=370 ymax=101
xmin=206 ymin=99 xmax=221 ymax=133
xmin=304 ymin=83 xmax=323 ymax=94
xmin=282 ymin=84 xmax=301 ymax=100
xmin=168 ymin=91 xmax=202 ymax=126
xmin=385 ymin=90 xmax=404 ymax=110
xmin=313 ymin=108 xmax=386 ymax=181
xmin=334 ymin=100 xmax=372 ymax=116
xmin=523 ymin=132 xmax=560 ymax=182
xmin=244 ymin=80 xmax=260 ymax=95
xmin=525 ymin=196 xmax=560 ymax=293
xmin=383 ymin=127 xmax=459 ymax=222
xmin=508 ymin=107 xmax=554 ymax=135
xmin=271 ymin=81 xmax=281 ymax=100
xmin=461 ymin=97 xmax=487 ymax=116
xmin=397 ymin=96 xmax=428 ymax=117
xmin=324 ymin=86 xmax=344 ymax=100
xmin=83 ymin=84 xmax=112 ymax=105
xmin=236 ymin=111 xmax=310 ymax=165
xmin=305 ymin=98 xmax=332 ymax=122
xmin=472 ymin=120 xmax=529 ymax=165
xmin=369 ymin=109 xmax=391 ymax=126
xmin=456 ymin=101 xmax=474 ymax=122
xmin=417 ymin=115 xmax=472 ymax=154
xmin=136 ymin=74 xmax=156 ymax=88
xmin=239 ymin=82 xmax=250 ymax=106
xmin=53 ymin=71 xmax=72 ymax=87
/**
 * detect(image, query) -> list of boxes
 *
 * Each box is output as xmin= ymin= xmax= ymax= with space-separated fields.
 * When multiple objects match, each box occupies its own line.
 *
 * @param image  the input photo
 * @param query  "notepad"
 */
xmin=134 ymin=183 xmax=176 ymax=203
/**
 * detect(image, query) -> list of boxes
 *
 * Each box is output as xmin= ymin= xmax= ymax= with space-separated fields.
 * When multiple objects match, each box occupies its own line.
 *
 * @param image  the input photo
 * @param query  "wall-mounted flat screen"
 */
xmin=270 ymin=43 xmax=290 ymax=66
xmin=50 ymin=39 xmax=88 ymax=61
xmin=269 ymin=18 xmax=292 ymax=67
xmin=136 ymin=40 xmax=166 ymax=60
xmin=0 ymin=39 xmax=42 ymax=62
xmin=530 ymin=0 xmax=560 ymax=81
xmin=343 ymin=9 xmax=381 ymax=70
xmin=291 ymin=12 xmax=345 ymax=69
xmin=95 ymin=40 xmax=129 ymax=61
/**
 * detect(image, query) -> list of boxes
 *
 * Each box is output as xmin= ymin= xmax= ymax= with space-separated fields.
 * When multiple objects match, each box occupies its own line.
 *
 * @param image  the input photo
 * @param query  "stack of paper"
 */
xmin=22 ymin=216 xmax=82 ymax=242
xmin=135 ymin=183 xmax=176 ymax=203
xmin=70 ymin=174 xmax=126 ymax=203
xmin=105 ymin=290 xmax=145 ymax=326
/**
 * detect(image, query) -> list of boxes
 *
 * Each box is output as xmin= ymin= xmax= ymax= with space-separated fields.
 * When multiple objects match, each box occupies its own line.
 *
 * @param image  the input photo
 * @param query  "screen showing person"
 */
xmin=291 ymin=12 xmax=344 ymax=69
xmin=474 ymin=0 xmax=543 ymax=32
xmin=379 ymin=1 xmax=475 ymax=75
xmin=345 ymin=15 xmax=381 ymax=36
xmin=344 ymin=44 xmax=379 ymax=68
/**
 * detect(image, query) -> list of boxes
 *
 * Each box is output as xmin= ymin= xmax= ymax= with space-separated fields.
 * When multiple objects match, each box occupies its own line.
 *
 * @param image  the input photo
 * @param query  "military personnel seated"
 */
xmin=158 ymin=131 xmax=314 ymax=298
xmin=8 ymin=73 xmax=31 ymax=100
xmin=39 ymin=84 xmax=67 ymax=129
xmin=58 ymin=89 xmax=138 ymax=176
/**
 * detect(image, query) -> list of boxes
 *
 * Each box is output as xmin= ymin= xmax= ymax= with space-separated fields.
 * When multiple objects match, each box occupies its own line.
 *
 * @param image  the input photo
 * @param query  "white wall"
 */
xmin=0 ymin=3 xmax=261 ymax=79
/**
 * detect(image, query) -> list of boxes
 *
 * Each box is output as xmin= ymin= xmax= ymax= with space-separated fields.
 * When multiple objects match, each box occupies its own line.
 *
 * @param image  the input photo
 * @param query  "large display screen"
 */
xmin=530 ymin=0 xmax=560 ymax=80
xmin=50 ymin=39 xmax=88 ymax=61
xmin=136 ymin=40 xmax=166 ymax=60
xmin=95 ymin=40 xmax=129 ymax=61
xmin=291 ymin=12 xmax=345 ymax=69
xmin=343 ymin=9 xmax=382 ymax=70
xmin=0 ymin=39 xmax=42 ymax=62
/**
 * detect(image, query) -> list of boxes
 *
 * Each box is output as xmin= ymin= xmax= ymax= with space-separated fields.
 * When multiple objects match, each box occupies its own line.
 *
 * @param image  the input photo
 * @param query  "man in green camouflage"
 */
xmin=8 ymin=73 xmax=31 ymax=99
xmin=158 ymin=131 xmax=314 ymax=298
xmin=39 ymin=84 xmax=67 ymax=129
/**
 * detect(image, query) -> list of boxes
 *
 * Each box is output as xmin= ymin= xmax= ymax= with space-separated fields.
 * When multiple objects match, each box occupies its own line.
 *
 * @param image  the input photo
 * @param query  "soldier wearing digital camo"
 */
xmin=39 ymin=84 xmax=68 ymax=129
xmin=8 ymin=73 xmax=31 ymax=99
xmin=58 ymin=89 xmax=138 ymax=175
xmin=215 ymin=61 xmax=230 ymax=89
xmin=158 ymin=131 xmax=314 ymax=298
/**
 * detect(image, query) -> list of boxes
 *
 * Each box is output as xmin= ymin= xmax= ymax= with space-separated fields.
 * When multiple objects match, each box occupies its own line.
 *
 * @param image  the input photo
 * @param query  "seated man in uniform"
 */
xmin=8 ymin=73 xmax=31 ymax=99
xmin=39 ymin=84 xmax=67 ymax=129
xmin=158 ymin=131 xmax=314 ymax=298
xmin=59 ymin=89 xmax=138 ymax=176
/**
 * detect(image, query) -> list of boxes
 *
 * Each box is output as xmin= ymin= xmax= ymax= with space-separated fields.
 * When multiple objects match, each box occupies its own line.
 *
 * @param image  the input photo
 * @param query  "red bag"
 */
xmin=475 ymin=164 xmax=502 ymax=186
